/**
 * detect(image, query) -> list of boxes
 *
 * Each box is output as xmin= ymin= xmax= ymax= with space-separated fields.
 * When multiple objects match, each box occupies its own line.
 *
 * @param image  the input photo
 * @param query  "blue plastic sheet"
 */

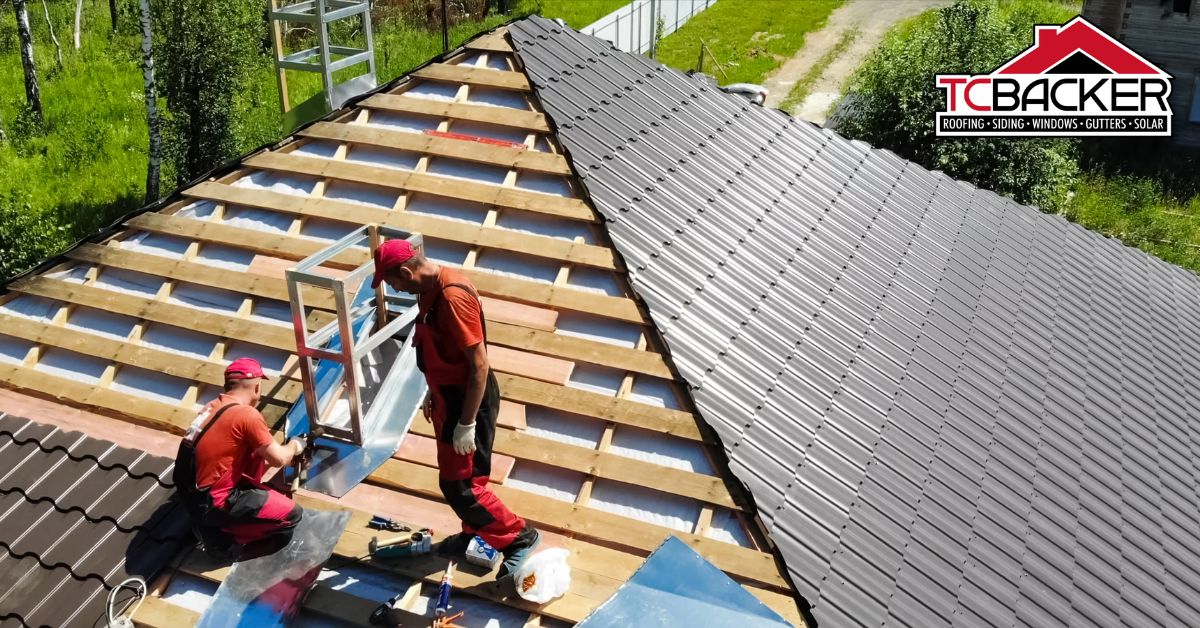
xmin=578 ymin=536 xmax=795 ymax=627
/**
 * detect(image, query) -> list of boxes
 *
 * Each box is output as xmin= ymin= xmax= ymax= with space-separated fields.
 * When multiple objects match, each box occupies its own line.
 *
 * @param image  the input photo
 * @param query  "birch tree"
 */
xmin=139 ymin=0 xmax=161 ymax=202
xmin=11 ymin=0 xmax=42 ymax=119
xmin=41 ymin=0 xmax=62 ymax=70
xmin=73 ymin=0 xmax=83 ymax=49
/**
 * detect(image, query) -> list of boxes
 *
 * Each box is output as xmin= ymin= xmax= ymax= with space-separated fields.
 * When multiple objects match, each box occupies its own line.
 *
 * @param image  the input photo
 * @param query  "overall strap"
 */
xmin=432 ymin=282 xmax=488 ymax=336
xmin=191 ymin=403 xmax=239 ymax=449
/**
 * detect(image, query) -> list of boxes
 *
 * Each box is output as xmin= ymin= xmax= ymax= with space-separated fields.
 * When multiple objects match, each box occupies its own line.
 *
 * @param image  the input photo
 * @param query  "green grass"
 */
xmin=654 ymin=0 xmax=843 ymax=85
xmin=777 ymin=26 xmax=858 ymax=114
xmin=1064 ymin=173 xmax=1200 ymax=273
xmin=534 ymin=0 xmax=629 ymax=29
xmin=2 ymin=0 xmax=598 ymax=281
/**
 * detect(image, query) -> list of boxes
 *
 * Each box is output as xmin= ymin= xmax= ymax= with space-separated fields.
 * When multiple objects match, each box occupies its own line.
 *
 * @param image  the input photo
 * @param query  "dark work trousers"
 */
xmin=432 ymin=369 xmax=526 ymax=550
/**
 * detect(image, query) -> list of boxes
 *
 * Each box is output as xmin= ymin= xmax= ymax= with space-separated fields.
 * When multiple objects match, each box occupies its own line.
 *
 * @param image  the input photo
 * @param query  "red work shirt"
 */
xmin=191 ymin=394 xmax=274 ymax=507
xmin=418 ymin=267 xmax=485 ymax=367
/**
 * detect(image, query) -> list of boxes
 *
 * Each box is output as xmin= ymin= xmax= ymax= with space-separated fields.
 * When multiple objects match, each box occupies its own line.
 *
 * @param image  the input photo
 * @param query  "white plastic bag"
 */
xmin=513 ymin=547 xmax=571 ymax=604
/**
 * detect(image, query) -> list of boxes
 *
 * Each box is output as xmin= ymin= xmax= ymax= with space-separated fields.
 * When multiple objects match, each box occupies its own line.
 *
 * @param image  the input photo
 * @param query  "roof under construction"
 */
xmin=0 ymin=19 xmax=798 ymax=628
xmin=4 ymin=14 xmax=1200 ymax=628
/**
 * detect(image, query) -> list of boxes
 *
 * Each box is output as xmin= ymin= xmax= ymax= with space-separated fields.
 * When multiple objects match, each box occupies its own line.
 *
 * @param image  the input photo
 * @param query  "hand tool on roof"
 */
xmin=434 ymin=562 xmax=456 ymax=621
xmin=368 ymin=588 xmax=406 ymax=626
xmin=369 ymin=529 xmax=433 ymax=559
xmin=369 ymin=514 xmax=411 ymax=532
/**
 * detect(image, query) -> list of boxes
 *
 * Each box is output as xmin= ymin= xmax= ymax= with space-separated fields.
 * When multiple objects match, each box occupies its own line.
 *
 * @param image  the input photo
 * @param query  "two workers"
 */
xmin=176 ymin=238 xmax=539 ymax=579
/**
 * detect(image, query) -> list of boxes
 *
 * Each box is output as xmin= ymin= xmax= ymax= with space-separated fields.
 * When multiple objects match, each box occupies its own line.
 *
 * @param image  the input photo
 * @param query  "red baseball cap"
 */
xmin=371 ymin=239 xmax=416 ymax=288
xmin=225 ymin=357 xmax=268 ymax=381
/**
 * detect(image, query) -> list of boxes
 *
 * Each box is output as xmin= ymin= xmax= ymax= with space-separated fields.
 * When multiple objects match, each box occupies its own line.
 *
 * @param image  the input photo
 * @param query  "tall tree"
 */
xmin=73 ymin=0 xmax=83 ymax=49
xmin=11 ymin=0 xmax=42 ymax=119
xmin=109 ymin=0 xmax=117 ymax=31
xmin=156 ymin=0 xmax=261 ymax=184
xmin=41 ymin=0 xmax=62 ymax=70
xmin=138 ymin=0 xmax=161 ymax=202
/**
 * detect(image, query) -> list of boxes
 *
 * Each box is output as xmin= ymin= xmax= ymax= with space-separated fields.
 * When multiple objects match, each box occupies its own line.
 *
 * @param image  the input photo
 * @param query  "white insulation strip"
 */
xmin=140 ymin=324 xmax=217 ymax=358
xmin=485 ymin=55 xmax=512 ymax=71
xmin=609 ymin=425 xmax=714 ymax=474
xmin=566 ymin=266 xmax=623 ymax=296
xmin=407 ymin=196 xmax=488 ymax=224
xmin=426 ymin=157 xmax=508 ymax=185
xmin=514 ymin=172 xmax=571 ymax=196
xmin=403 ymin=81 xmax=459 ymax=102
xmin=251 ymin=298 xmax=293 ymax=326
xmin=347 ymin=144 xmax=420 ymax=171
xmin=457 ymin=52 xmax=486 ymax=67
xmin=36 ymin=348 xmax=108 ymax=384
xmin=364 ymin=109 xmax=440 ymax=134
xmin=566 ymin=363 xmax=624 ymax=396
xmin=494 ymin=207 xmax=594 ymax=243
xmin=292 ymin=140 xmax=340 ymax=159
xmin=119 ymin=231 xmax=190 ymax=258
xmin=1 ymin=294 xmax=62 ymax=321
xmin=66 ymin=307 xmax=137 ymax=340
xmin=176 ymin=199 xmax=217 ymax=220
xmin=422 ymin=239 xmax=471 ymax=267
xmin=300 ymin=217 xmax=356 ymax=242
xmin=0 ymin=334 xmax=35 ymax=365
xmin=325 ymin=180 xmax=401 ymax=209
xmin=629 ymin=375 xmax=682 ymax=409
xmin=465 ymin=87 xmax=529 ymax=110
xmin=705 ymin=508 xmax=752 ymax=547
xmin=473 ymin=249 xmax=558 ymax=284
xmin=96 ymin=267 xmax=165 ymax=297
xmin=233 ymin=170 xmax=319 ymax=196
xmin=505 ymin=461 xmax=584 ymax=503
xmin=111 ymin=364 xmax=191 ymax=404
xmin=523 ymin=406 xmax=605 ymax=449
xmin=194 ymin=243 xmax=255 ymax=271
xmin=553 ymin=311 xmax=641 ymax=348
xmin=223 ymin=206 xmax=293 ymax=234
xmin=589 ymin=479 xmax=700 ymax=533
xmin=161 ymin=573 xmax=216 ymax=614
xmin=168 ymin=282 xmax=243 ymax=314
xmin=46 ymin=263 xmax=90 ymax=284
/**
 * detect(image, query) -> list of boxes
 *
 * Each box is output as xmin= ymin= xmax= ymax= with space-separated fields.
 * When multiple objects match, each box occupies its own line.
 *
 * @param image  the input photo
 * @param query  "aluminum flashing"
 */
xmin=0 ymin=413 xmax=189 ymax=628
xmin=510 ymin=15 xmax=1200 ymax=628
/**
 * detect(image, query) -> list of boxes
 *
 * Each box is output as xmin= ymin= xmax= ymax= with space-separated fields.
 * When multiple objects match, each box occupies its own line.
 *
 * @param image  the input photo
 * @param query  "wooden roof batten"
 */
xmin=0 ymin=25 xmax=804 ymax=627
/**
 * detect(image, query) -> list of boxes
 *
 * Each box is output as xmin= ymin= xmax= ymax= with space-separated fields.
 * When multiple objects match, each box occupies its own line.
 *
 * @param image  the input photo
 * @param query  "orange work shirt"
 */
xmin=418 ymin=267 xmax=485 ymax=366
xmin=192 ymin=394 xmax=274 ymax=505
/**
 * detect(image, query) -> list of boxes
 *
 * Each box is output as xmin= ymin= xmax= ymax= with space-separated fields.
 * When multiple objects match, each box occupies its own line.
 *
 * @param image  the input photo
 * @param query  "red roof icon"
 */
xmin=995 ymin=16 xmax=1166 ymax=75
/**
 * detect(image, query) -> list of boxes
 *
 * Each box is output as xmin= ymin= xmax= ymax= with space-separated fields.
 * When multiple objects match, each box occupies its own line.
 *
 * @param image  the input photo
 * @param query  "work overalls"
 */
xmin=414 ymin=281 xmax=526 ymax=550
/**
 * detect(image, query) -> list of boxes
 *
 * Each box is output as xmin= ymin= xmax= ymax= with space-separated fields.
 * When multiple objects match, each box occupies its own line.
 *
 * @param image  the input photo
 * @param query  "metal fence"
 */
xmin=581 ymin=0 xmax=716 ymax=56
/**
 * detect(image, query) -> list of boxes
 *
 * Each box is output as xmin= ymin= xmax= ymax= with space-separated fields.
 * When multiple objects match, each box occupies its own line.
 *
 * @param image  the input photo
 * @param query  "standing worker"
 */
xmin=373 ymin=239 xmax=540 ymax=579
xmin=175 ymin=358 xmax=306 ymax=558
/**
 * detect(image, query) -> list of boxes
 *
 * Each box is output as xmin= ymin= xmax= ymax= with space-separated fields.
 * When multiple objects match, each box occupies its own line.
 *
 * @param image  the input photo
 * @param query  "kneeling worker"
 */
xmin=175 ymin=357 xmax=305 ymax=556
xmin=373 ymin=238 xmax=540 ymax=578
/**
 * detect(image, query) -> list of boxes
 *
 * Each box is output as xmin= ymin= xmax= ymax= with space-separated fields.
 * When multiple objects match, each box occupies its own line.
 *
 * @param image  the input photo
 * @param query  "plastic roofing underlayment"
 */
xmin=0 ymin=23 xmax=802 ymax=627
xmin=509 ymin=15 xmax=1200 ymax=628
xmin=0 ymin=413 xmax=190 ymax=627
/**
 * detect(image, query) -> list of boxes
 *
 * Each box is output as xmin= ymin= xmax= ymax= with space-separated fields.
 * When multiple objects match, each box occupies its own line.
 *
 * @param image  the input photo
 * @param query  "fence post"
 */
xmin=649 ymin=0 xmax=656 ymax=58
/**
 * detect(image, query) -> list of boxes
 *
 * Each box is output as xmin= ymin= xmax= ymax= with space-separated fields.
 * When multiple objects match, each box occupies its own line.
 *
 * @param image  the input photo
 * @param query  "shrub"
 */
xmin=831 ymin=0 xmax=1079 ymax=210
xmin=0 ymin=191 xmax=71 ymax=280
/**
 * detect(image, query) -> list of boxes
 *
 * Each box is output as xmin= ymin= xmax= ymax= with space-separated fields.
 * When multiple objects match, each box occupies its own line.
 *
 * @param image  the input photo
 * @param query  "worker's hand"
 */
xmin=423 ymin=392 xmax=433 ymax=422
xmin=289 ymin=434 xmax=308 ymax=456
xmin=452 ymin=421 xmax=476 ymax=455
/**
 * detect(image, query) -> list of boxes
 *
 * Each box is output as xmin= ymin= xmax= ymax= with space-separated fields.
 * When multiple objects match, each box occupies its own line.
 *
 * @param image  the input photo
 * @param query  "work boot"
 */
xmin=497 ymin=525 xmax=540 ymax=581
xmin=437 ymin=532 xmax=472 ymax=558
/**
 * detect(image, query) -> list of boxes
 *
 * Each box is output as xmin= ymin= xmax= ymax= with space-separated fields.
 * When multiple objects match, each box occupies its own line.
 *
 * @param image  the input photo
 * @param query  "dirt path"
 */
xmin=763 ymin=0 xmax=953 ymax=123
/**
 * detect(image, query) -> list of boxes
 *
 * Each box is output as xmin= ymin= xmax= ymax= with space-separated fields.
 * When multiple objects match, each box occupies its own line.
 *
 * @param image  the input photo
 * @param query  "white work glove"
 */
xmin=289 ymin=434 xmax=308 ymax=456
xmin=452 ymin=422 xmax=477 ymax=455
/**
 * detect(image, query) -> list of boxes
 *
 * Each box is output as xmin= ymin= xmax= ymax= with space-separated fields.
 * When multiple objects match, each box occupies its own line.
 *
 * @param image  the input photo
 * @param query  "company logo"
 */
xmin=936 ymin=16 xmax=1172 ymax=137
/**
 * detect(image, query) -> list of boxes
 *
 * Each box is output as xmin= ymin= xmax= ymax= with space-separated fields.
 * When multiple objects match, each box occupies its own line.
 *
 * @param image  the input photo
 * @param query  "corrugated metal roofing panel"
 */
xmin=510 ymin=15 xmax=1200 ymax=627
xmin=0 ymin=413 xmax=188 ymax=627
